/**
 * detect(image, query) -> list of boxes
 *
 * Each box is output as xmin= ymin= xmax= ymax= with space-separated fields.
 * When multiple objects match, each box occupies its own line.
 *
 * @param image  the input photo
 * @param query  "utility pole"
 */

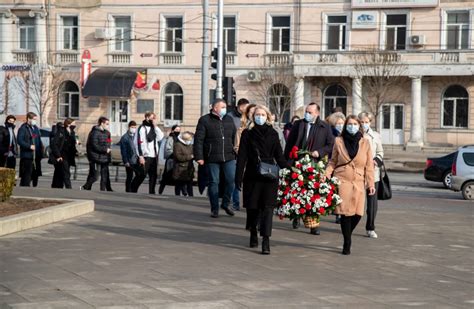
xmin=215 ymin=0 xmax=224 ymax=99
xmin=200 ymin=0 xmax=210 ymax=115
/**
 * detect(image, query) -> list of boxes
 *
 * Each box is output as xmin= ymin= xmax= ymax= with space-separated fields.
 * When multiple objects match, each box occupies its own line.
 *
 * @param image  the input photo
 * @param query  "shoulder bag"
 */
xmin=377 ymin=162 xmax=392 ymax=200
xmin=253 ymin=142 xmax=280 ymax=181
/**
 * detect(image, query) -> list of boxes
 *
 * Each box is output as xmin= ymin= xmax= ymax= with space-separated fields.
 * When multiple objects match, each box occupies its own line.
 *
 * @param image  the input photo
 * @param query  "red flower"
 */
xmin=331 ymin=184 xmax=335 ymax=190
xmin=291 ymin=172 xmax=298 ymax=179
xmin=326 ymin=196 xmax=333 ymax=205
xmin=296 ymin=163 xmax=302 ymax=169
xmin=305 ymin=204 xmax=311 ymax=210
xmin=32 ymin=134 xmax=38 ymax=139
xmin=284 ymin=188 xmax=290 ymax=195
xmin=310 ymin=196 xmax=317 ymax=203
xmin=319 ymin=208 xmax=326 ymax=215
xmin=308 ymin=175 xmax=315 ymax=181
xmin=282 ymin=199 xmax=288 ymax=204
xmin=299 ymin=208 xmax=306 ymax=214
xmin=290 ymin=146 xmax=299 ymax=159
xmin=290 ymin=197 xmax=296 ymax=204
xmin=307 ymin=167 xmax=314 ymax=173
xmin=315 ymin=194 xmax=321 ymax=200
xmin=298 ymin=180 xmax=304 ymax=187
xmin=106 ymin=138 xmax=112 ymax=143
xmin=314 ymin=182 xmax=320 ymax=189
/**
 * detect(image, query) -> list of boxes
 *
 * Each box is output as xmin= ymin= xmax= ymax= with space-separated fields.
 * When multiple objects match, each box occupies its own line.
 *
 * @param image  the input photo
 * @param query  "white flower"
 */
xmin=298 ymin=175 xmax=303 ymax=181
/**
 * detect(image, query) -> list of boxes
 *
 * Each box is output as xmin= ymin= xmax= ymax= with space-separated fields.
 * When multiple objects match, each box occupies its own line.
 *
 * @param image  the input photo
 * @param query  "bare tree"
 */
xmin=251 ymin=64 xmax=296 ymax=124
xmin=349 ymin=49 xmax=408 ymax=127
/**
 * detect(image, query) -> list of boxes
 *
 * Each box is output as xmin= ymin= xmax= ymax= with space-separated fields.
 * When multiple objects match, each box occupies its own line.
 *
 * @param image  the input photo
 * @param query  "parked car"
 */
xmin=39 ymin=128 xmax=51 ymax=158
xmin=424 ymin=151 xmax=456 ymax=188
xmin=451 ymin=145 xmax=474 ymax=200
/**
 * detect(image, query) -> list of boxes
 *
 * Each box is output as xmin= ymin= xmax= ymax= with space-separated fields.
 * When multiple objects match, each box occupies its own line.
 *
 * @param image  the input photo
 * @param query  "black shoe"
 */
xmin=310 ymin=228 xmax=320 ymax=235
xmin=292 ymin=218 xmax=299 ymax=229
xmin=210 ymin=212 xmax=219 ymax=218
xmin=250 ymin=230 xmax=258 ymax=248
xmin=262 ymin=237 xmax=270 ymax=255
xmin=342 ymin=242 xmax=351 ymax=255
xmin=107 ymin=189 xmax=114 ymax=192
xmin=223 ymin=207 xmax=235 ymax=217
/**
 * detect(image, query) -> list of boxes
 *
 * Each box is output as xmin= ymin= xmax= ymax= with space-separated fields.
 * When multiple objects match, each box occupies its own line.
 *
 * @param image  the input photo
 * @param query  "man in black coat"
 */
xmin=17 ymin=112 xmax=43 ymax=187
xmin=81 ymin=117 xmax=112 ymax=191
xmin=50 ymin=118 xmax=78 ymax=189
xmin=0 ymin=115 xmax=18 ymax=169
xmin=194 ymin=99 xmax=237 ymax=218
xmin=284 ymin=102 xmax=335 ymax=234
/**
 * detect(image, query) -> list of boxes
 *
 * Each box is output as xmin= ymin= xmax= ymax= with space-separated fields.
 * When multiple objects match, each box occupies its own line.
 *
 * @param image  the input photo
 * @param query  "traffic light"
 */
xmin=210 ymin=47 xmax=226 ymax=81
xmin=223 ymin=77 xmax=236 ymax=108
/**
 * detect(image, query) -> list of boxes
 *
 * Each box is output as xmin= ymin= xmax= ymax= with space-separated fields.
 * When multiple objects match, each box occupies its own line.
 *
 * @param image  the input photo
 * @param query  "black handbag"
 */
xmin=378 ymin=162 xmax=392 ymax=200
xmin=255 ymin=147 xmax=279 ymax=181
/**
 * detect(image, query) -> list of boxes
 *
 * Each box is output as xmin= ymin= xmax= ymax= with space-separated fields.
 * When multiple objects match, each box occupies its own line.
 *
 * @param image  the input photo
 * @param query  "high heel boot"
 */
xmin=262 ymin=236 xmax=270 ymax=255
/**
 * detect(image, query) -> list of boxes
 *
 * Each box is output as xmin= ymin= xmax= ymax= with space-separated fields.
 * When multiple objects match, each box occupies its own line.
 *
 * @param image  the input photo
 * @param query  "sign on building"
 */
xmin=351 ymin=0 xmax=439 ymax=8
xmin=352 ymin=11 xmax=379 ymax=29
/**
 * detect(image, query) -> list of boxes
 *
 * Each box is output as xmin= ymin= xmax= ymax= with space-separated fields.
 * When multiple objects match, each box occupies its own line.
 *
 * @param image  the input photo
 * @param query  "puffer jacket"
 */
xmin=86 ymin=126 xmax=111 ymax=164
xmin=193 ymin=112 xmax=236 ymax=163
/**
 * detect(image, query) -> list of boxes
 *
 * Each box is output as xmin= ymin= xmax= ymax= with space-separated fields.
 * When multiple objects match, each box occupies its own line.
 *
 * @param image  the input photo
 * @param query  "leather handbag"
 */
xmin=378 ymin=162 xmax=392 ymax=200
xmin=254 ymin=147 xmax=279 ymax=181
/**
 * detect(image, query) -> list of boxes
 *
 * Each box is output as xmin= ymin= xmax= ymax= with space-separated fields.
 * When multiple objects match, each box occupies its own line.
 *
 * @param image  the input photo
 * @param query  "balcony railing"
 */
xmin=264 ymin=53 xmax=292 ymax=66
xmin=56 ymin=51 xmax=79 ymax=65
xmin=108 ymin=52 xmax=132 ymax=64
xmin=12 ymin=50 xmax=35 ymax=63
xmin=161 ymin=53 xmax=183 ymax=65
xmin=226 ymin=54 xmax=236 ymax=66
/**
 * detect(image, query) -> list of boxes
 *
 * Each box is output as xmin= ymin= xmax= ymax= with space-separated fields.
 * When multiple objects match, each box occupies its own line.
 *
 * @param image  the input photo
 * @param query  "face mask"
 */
xmin=185 ymin=140 xmax=192 ymax=146
xmin=254 ymin=115 xmax=267 ymax=126
xmin=335 ymin=124 xmax=344 ymax=133
xmin=304 ymin=112 xmax=315 ymax=123
xmin=129 ymin=128 xmax=137 ymax=134
xmin=29 ymin=119 xmax=37 ymax=126
xmin=102 ymin=124 xmax=109 ymax=131
xmin=70 ymin=125 xmax=76 ymax=131
xmin=346 ymin=124 xmax=360 ymax=135
xmin=6 ymin=123 xmax=15 ymax=129
xmin=219 ymin=108 xmax=227 ymax=118
xmin=362 ymin=123 xmax=370 ymax=132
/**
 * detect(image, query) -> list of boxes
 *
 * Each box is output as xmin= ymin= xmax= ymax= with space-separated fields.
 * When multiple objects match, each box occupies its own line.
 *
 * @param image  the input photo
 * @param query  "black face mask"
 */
xmin=70 ymin=125 xmax=76 ymax=131
xmin=6 ymin=123 xmax=15 ymax=129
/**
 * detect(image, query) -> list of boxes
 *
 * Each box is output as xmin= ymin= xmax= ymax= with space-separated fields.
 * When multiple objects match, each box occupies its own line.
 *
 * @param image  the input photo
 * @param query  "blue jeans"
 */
xmin=232 ymin=187 xmax=240 ymax=209
xmin=207 ymin=160 xmax=236 ymax=214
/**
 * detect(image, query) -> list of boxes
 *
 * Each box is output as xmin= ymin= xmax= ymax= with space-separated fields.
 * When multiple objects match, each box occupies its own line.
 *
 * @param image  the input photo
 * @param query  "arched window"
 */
xmin=58 ymin=81 xmax=79 ymax=118
xmin=323 ymin=84 xmax=347 ymax=118
xmin=442 ymin=85 xmax=468 ymax=128
xmin=164 ymin=82 xmax=183 ymax=121
xmin=268 ymin=83 xmax=290 ymax=123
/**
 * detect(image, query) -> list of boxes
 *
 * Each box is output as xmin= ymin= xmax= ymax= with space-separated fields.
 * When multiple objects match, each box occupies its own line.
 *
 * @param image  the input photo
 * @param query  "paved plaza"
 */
xmin=0 ymin=174 xmax=473 ymax=308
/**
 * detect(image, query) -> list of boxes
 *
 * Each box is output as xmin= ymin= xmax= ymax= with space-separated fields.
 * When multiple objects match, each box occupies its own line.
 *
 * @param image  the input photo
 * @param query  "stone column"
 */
xmin=29 ymin=10 xmax=47 ymax=64
xmin=294 ymin=76 xmax=305 ymax=116
xmin=352 ymin=77 xmax=362 ymax=116
xmin=0 ymin=10 xmax=13 ymax=63
xmin=407 ymin=76 xmax=424 ymax=149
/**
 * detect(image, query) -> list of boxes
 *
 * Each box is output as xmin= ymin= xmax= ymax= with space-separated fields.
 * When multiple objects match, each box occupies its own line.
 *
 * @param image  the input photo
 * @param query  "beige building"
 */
xmin=0 ymin=0 xmax=473 ymax=148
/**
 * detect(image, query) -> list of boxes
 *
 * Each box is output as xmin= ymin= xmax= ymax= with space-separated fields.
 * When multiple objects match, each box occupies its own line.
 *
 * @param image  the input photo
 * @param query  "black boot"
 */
xmin=342 ymin=240 xmax=351 ymax=255
xmin=310 ymin=228 xmax=320 ymax=235
xmin=250 ymin=230 xmax=258 ymax=248
xmin=262 ymin=236 xmax=270 ymax=255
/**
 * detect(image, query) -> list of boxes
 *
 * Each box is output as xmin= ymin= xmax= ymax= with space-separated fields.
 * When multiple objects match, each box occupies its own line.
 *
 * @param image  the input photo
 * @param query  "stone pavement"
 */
xmin=0 ymin=181 xmax=473 ymax=308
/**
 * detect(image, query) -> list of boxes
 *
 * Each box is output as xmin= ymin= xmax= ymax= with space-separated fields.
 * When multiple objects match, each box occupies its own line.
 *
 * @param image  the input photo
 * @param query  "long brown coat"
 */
xmin=325 ymin=136 xmax=375 ymax=216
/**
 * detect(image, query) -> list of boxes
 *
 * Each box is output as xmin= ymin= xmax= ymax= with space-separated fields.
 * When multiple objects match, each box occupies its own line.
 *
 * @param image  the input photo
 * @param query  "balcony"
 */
xmin=108 ymin=52 xmax=132 ymax=65
xmin=264 ymin=53 xmax=292 ymax=66
xmin=226 ymin=54 xmax=236 ymax=66
xmin=12 ymin=50 xmax=35 ymax=63
xmin=56 ymin=51 xmax=79 ymax=65
xmin=160 ymin=53 xmax=183 ymax=65
xmin=293 ymin=50 xmax=474 ymax=77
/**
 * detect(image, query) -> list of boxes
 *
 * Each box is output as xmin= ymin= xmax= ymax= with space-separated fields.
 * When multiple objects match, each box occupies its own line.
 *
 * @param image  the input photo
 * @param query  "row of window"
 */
xmin=12 ymin=11 xmax=471 ymax=53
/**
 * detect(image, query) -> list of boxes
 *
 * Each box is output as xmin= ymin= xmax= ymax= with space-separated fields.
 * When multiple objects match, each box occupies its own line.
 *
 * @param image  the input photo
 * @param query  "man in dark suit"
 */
xmin=284 ymin=102 xmax=335 ymax=235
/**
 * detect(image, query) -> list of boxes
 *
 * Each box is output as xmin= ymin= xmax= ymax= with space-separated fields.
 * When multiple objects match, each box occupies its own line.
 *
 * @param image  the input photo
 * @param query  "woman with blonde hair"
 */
xmin=236 ymin=105 xmax=289 ymax=255
xmin=328 ymin=112 xmax=346 ymax=137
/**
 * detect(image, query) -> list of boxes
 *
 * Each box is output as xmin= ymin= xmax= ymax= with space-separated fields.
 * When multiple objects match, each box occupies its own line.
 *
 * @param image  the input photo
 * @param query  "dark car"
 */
xmin=424 ymin=151 xmax=457 ymax=188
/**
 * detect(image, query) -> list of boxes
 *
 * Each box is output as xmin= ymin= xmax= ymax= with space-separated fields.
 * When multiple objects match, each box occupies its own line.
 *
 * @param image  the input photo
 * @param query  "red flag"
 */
xmin=134 ymin=70 xmax=147 ymax=89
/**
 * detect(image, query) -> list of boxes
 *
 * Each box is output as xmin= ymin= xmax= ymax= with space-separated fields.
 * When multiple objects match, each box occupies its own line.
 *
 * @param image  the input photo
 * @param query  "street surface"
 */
xmin=0 ymin=172 xmax=473 ymax=308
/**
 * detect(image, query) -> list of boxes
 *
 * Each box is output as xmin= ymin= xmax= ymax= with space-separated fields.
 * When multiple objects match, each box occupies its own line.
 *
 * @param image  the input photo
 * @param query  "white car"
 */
xmin=451 ymin=145 xmax=474 ymax=200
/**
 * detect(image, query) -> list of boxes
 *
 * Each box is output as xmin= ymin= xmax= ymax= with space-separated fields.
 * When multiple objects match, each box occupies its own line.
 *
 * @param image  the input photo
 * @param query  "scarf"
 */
xmin=342 ymin=131 xmax=363 ymax=159
xmin=142 ymin=120 xmax=157 ymax=143
xmin=250 ymin=124 xmax=273 ymax=161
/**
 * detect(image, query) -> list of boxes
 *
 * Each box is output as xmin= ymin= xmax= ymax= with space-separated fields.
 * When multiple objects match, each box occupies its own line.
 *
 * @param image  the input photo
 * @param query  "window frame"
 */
xmin=18 ymin=17 xmax=35 ymax=51
xmin=109 ymin=14 xmax=133 ymax=53
xmin=323 ymin=13 xmax=350 ymax=51
xmin=380 ymin=11 xmax=410 ymax=51
xmin=163 ymin=15 xmax=184 ymax=53
xmin=59 ymin=15 xmax=79 ymax=51
xmin=57 ymin=81 xmax=80 ymax=119
xmin=443 ymin=10 xmax=471 ymax=50
xmin=322 ymin=84 xmax=348 ymax=118
xmin=267 ymin=13 xmax=292 ymax=53
xmin=162 ymin=82 xmax=184 ymax=122
xmin=441 ymin=85 xmax=469 ymax=129
xmin=223 ymin=15 xmax=237 ymax=54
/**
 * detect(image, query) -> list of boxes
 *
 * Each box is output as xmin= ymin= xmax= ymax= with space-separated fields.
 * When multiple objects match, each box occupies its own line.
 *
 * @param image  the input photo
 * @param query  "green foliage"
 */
xmin=0 ymin=168 xmax=16 ymax=202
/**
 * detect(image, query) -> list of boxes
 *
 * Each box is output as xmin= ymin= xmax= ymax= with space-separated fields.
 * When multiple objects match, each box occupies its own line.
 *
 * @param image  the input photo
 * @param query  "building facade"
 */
xmin=0 ymin=0 xmax=473 ymax=147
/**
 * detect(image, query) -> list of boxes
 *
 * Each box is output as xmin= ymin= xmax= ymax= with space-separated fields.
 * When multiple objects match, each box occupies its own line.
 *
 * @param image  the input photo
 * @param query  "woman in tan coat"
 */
xmin=325 ymin=115 xmax=375 ymax=255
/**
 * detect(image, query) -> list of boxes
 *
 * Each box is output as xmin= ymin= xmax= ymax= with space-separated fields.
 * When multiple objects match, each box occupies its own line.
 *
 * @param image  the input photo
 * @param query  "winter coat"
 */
xmin=50 ymin=123 xmax=77 ymax=166
xmin=164 ymin=132 xmax=179 ymax=159
xmin=284 ymin=118 xmax=335 ymax=161
xmin=193 ymin=112 xmax=236 ymax=163
xmin=364 ymin=129 xmax=384 ymax=183
xmin=226 ymin=110 xmax=242 ymax=130
xmin=120 ymin=132 xmax=138 ymax=166
xmin=17 ymin=123 xmax=43 ymax=160
xmin=172 ymin=138 xmax=195 ymax=182
xmin=86 ymin=126 xmax=111 ymax=164
xmin=325 ymin=137 xmax=375 ymax=217
xmin=134 ymin=123 xmax=164 ymax=158
xmin=0 ymin=125 xmax=17 ymax=157
xmin=236 ymin=124 xmax=289 ymax=209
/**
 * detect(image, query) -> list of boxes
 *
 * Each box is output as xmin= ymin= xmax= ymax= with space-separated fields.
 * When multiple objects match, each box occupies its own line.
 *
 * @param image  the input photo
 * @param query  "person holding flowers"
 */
xmin=236 ymin=105 xmax=289 ymax=255
xmin=324 ymin=115 xmax=375 ymax=255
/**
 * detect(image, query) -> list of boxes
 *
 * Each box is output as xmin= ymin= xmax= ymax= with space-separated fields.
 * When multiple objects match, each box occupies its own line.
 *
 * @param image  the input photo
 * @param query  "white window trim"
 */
xmin=160 ymin=14 xmax=185 ymax=54
xmin=322 ymin=84 xmax=348 ymax=117
xmin=266 ymin=13 xmax=293 ymax=54
xmin=322 ymin=13 xmax=350 ymax=51
xmin=441 ymin=9 xmax=473 ymax=50
xmin=162 ymin=82 xmax=184 ymax=122
xmin=108 ymin=13 xmax=134 ymax=53
xmin=380 ymin=11 xmax=411 ymax=51
xmin=18 ymin=16 xmax=35 ymax=51
xmin=57 ymin=14 xmax=80 ymax=52
xmin=223 ymin=14 xmax=238 ymax=54
xmin=441 ymin=93 xmax=469 ymax=129
xmin=58 ymin=82 xmax=80 ymax=119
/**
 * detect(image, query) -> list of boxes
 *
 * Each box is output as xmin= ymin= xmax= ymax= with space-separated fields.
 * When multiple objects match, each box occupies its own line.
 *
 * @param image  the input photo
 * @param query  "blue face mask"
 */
xmin=346 ymin=124 xmax=360 ymax=135
xmin=254 ymin=115 xmax=267 ymax=126
xmin=219 ymin=108 xmax=227 ymax=118
xmin=362 ymin=123 xmax=370 ymax=132
xmin=304 ymin=112 xmax=315 ymax=123
xmin=335 ymin=124 xmax=344 ymax=133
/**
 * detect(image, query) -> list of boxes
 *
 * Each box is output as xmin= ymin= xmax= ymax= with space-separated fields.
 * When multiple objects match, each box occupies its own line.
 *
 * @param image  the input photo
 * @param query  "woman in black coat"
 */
xmin=236 ymin=105 xmax=289 ymax=255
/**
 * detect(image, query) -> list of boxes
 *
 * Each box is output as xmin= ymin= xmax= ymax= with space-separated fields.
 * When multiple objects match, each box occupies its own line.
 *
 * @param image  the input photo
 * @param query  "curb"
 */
xmin=0 ymin=197 xmax=95 ymax=237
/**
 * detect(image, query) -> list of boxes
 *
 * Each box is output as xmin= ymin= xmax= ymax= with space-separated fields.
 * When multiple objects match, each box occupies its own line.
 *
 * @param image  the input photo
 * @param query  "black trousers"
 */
xmin=0 ymin=156 xmax=16 ymax=169
xmin=125 ymin=165 xmax=140 ymax=193
xmin=340 ymin=215 xmax=361 ymax=249
xmin=83 ymin=162 xmax=111 ymax=191
xmin=19 ymin=158 xmax=40 ymax=187
xmin=174 ymin=181 xmax=193 ymax=196
xmin=247 ymin=207 xmax=273 ymax=237
xmin=131 ymin=157 xmax=158 ymax=194
xmin=52 ymin=160 xmax=72 ymax=189
xmin=366 ymin=182 xmax=379 ymax=231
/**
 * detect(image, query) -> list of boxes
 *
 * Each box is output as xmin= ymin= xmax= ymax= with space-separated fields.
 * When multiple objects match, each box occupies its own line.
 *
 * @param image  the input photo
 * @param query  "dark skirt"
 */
xmin=242 ymin=180 xmax=278 ymax=210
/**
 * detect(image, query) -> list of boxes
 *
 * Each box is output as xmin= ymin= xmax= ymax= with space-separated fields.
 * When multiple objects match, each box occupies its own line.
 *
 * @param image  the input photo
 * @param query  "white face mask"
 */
xmin=362 ymin=123 xmax=370 ymax=132
xmin=129 ymin=128 xmax=137 ymax=134
xmin=29 ymin=119 xmax=37 ymax=126
xmin=335 ymin=124 xmax=344 ymax=133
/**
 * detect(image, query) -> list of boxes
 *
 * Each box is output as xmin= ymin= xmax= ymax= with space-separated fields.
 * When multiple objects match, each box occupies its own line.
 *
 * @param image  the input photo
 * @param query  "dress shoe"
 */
xmin=261 ymin=236 xmax=270 ymax=255
xmin=223 ymin=207 xmax=235 ymax=216
xmin=250 ymin=230 xmax=258 ymax=248
xmin=210 ymin=212 xmax=219 ymax=218
xmin=310 ymin=228 xmax=320 ymax=235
